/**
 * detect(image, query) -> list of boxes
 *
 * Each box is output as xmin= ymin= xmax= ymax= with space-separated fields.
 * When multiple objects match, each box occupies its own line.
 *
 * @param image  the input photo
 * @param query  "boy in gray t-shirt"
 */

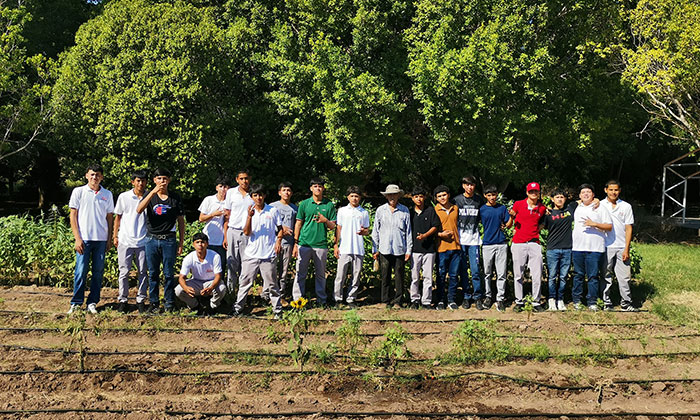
xmin=268 ymin=182 xmax=298 ymax=299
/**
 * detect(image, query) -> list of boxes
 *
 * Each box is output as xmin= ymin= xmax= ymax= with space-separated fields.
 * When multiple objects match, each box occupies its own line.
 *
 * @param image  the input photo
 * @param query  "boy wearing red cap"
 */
xmin=509 ymin=182 xmax=547 ymax=312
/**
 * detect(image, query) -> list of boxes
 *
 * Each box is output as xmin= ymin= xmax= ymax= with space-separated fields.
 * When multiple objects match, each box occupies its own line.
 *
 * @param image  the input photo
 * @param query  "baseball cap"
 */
xmin=526 ymin=182 xmax=540 ymax=192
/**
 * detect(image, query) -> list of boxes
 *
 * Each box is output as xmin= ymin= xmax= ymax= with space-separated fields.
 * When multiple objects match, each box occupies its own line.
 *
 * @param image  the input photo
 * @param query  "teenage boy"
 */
xmin=333 ymin=186 xmax=370 ymax=307
xmin=372 ymin=184 xmax=412 ymax=308
xmin=479 ymin=185 xmax=512 ymax=312
xmin=454 ymin=176 xmax=485 ymax=309
xmin=175 ymin=233 xmax=227 ymax=315
xmin=68 ymin=164 xmax=114 ymax=314
xmin=509 ymin=182 xmax=547 ymax=312
xmin=223 ymin=169 xmax=254 ymax=293
xmin=433 ymin=185 xmax=461 ymax=310
xmin=113 ymin=170 xmax=149 ymax=313
xmin=600 ymin=180 xmax=637 ymax=311
xmin=571 ymin=184 xmax=612 ymax=311
xmin=542 ymin=189 xmax=576 ymax=312
xmin=234 ymin=184 xmax=289 ymax=317
xmin=409 ymin=187 xmax=441 ymax=309
xmin=136 ymin=167 xmax=186 ymax=313
xmin=198 ymin=175 xmax=231 ymax=279
xmin=269 ymin=182 xmax=298 ymax=300
xmin=292 ymin=178 xmax=337 ymax=306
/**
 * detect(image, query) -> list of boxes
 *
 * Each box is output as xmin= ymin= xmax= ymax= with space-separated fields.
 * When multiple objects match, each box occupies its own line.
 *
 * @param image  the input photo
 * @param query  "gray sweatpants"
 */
xmin=263 ymin=242 xmax=293 ymax=300
xmin=236 ymin=257 xmax=282 ymax=314
xmin=175 ymin=279 xmax=227 ymax=308
xmin=226 ymin=228 xmax=248 ymax=292
xmin=334 ymin=254 xmax=363 ymax=303
xmin=117 ymin=244 xmax=148 ymax=303
xmin=603 ymin=247 xmax=632 ymax=305
xmin=511 ymin=242 xmax=543 ymax=305
xmin=293 ymin=246 xmax=329 ymax=303
xmin=482 ymin=243 xmax=508 ymax=302
xmin=410 ymin=252 xmax=434 ymax=305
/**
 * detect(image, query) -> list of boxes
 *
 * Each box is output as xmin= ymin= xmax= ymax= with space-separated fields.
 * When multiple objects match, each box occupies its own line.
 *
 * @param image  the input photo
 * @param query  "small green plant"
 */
xmin=310 ymin=342 xmax=338 ymax=364
xmin=523 ymin=295 xmax=534 ymax=321
xmin=369 ymin=323 xmax=412 ymax=371
xmin=445 ymin=320 xmax=520 ymax=364
xmin=265 ymin=325 xmax=284 ymax=344
xmin=62 ymin=310 xmax=88 ymax=371
xmin=335 ymin=309 xmax=368 ymax=360
xmin=282 ymin=297 xmax=318 ymax=370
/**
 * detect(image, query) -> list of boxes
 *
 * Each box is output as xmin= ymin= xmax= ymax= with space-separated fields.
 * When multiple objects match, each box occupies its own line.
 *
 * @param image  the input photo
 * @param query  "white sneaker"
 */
xmin=557 ymin=300 xmax=567 ymax=311
xmin=548 ymin=298 xmax=557 ymax=311
xmin=67 ymin=304 xmax=81 ymax=314
xmin=87 ymin=303 xmax=98 ymax=314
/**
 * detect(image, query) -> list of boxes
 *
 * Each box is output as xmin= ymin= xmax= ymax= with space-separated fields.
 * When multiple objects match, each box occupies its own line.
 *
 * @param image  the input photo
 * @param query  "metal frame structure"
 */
xmin=661 ymin=149 xmax=700 ymax=224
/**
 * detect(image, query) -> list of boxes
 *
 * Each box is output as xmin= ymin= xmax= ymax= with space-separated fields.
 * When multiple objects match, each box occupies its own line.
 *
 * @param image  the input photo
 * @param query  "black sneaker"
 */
xmin=621 ymin=303 xmax=639 ymax=312
xmin=116 ymin=302 xmax=128 ymax=313
xmin=483 ymin=297 xmax=493 ymax=309
xmin=513 ymin=304 xmax=524 ymax=313
xmin=475 ymin=299 xmax=484 ymax=311
xmin=532 ymin=304 xmax=545 ymax=313
xmin=461 ymin=300 xmax=471 ymax=310
xmin=346 ymin=302 xmax=358 ymax=309
xmin=436 ymin=302 xmax=446 ymax=310
xmin=448 ymin=302 xmax=459 ymax=310
xmin=496 ymin=301 xmax=506 ymax=312
xmin=147 ymin=305 xmax=161 ymax=315
xmin=409 ymin=302 xmax=420 ymax=310
xmin=422 ymin=304 xmax=433 ymax=310
xmin=137 ymin=302 xmax=147 ymax=314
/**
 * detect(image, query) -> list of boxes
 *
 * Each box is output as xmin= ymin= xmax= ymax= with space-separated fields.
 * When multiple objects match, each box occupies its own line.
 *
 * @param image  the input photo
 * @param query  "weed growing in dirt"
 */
xmin=281 ymin=297 xmax=319 ymax=370
xmin=265 ymin=325 xmax=284 ymax=344
xmin=523 ymin=295 xmax=534 ymax=321
xmin=62 ymin=310 xmax=88 ymax=371
xmin=443 ymin=320 xmax=519 ymax=364
xmin=310 ymin=343 xmax=338 ymax=364
xmin=566 ymin=333 xmax=622 ymax=364
xmin=369 ymin=322 xmax=412 ymax=371
xmin=335 ymin=309 xmax=368 ymax=360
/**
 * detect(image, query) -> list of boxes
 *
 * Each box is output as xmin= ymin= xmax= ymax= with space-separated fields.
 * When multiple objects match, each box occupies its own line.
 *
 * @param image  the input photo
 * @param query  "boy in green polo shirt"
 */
xmin=292 ymin=178 xmax=337 ymax=306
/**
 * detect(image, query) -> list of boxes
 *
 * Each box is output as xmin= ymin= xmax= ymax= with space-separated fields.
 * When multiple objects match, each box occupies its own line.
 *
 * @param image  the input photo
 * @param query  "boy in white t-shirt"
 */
xmin=68 ymin=164 xmax=114 ymax=315
xmin=175 ymin=233 xmax=227 ymax=315
xmin=333 ymin=186 xmax=370 ymax=307
xmin=233 ymin=184 xmax=291 ymax=318
xmin=222 ymin=169 xmax=254 ymax=293
xmin=113 ymin=170 xmax=149 ymax=313
xmin=571 ymin=184 xmax=612 ymax=311
xmin=198 ymin=175 xmax=231 ymax=280
xmin=601 ymin=180 xmax=638 ymax=311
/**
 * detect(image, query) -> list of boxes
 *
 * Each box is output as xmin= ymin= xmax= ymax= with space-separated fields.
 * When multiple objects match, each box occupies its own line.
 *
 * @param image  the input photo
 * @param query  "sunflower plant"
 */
xmin=282 ymin=297 xmax=317 ymax=370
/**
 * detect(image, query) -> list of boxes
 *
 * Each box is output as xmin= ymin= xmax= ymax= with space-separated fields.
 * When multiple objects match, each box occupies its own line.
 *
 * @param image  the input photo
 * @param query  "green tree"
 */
xmin=620 ymin=0 xmax=700 ymax=150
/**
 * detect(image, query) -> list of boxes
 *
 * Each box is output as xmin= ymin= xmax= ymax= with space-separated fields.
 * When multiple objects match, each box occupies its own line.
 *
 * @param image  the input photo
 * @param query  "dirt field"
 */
xmin=1 ymin=285 xmax=700 ymax=419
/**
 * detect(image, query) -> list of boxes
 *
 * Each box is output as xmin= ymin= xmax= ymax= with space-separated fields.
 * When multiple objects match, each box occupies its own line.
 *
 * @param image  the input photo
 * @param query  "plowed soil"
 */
xmin=1 ymin=285 xmax=700 ymax=419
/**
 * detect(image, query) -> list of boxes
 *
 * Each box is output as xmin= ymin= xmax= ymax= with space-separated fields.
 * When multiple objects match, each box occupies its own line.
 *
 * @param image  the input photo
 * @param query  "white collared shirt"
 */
xmin=180 ymin=250 xmax=221 ymax=281
xmin=572 ymin=202 xmax=612 ymax=253
xmin=600 ymin=199 xmax=634 ymax=248
xmin=245 ymin=204 xmax=282 ymax=260
xmin=337 ymin=204 xmax=370 ymax=256
xmin=198 ymin=194 xmax=227 ymax=246
xmin=114 ymin=189 xmax=147 ymax=248
xmin=225 ymin=187 xmax=254 ymax=230
xmin=69 ymin=184 xmax=114 ymax=241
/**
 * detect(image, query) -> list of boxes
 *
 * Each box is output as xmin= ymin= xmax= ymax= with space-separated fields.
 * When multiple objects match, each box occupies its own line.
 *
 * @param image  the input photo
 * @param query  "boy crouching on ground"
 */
xmin=175 ymin=233 xmax=227 ymax=315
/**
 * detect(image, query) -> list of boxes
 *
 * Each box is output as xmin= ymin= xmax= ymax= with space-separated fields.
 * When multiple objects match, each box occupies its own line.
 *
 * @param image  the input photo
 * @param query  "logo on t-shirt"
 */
xmin=153 ymin=204 xmax=171 ymax=215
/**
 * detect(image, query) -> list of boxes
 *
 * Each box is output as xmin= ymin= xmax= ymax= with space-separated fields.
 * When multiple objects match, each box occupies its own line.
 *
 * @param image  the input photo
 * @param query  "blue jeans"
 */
xmin=546 ymin=249 xmax=571 ymax=300
xmin=572 ymin=251 xmax=604 ymax=305
xmin=459 ymin=245 xmax=483 ymax=301
xmin=436 ymin=250 xmax=461 ymax=304
xmin=71 ymin=241 xmax=107 ymax=305
xmin=145 ymin=236 xmax=178 ymax=308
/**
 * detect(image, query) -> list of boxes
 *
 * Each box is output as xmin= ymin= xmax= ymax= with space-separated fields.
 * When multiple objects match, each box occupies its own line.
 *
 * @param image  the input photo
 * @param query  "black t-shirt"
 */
xmin=144 ymin=192 xmax=185 ymax=235
xmin=453 ymin=194 xmax=485 ymax=235
xmin=543 ymin=202 xmax=577 ymax=249
xmin=410 ymin=206 xmax=442 ymax=253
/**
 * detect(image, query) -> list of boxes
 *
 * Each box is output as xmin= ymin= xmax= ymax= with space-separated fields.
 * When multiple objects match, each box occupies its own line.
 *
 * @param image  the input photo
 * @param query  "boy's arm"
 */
xmin=113 ymin=214 xmax=122 ymax=247
xmin=177 ymin=215 xmax=185 ymax=256
xmin=178 ymin=273 xmax=196 ymax=297
xmin=371 ymin=209 xmax=381 ymax=259
xmin=243 ymin=205 xmax=254 ymax=236
xmin=70 ymin=208 xmax=84 ymax=255
xmin=333 ymin=224 xmax=342 ymax=259
xmin=292 ymin=219 xmax=303 ymax=258
xmin=404 ymin=214 xmax=412 ymax=262
xmin=106 ymin=213 xmax=114 ymax=252
xmin=623 ymin=224 xmax=633 ymax=262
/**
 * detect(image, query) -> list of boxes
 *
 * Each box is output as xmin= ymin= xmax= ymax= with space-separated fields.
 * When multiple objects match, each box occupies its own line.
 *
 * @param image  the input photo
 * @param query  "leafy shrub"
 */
xmin=445 ymin=320 xmax=520 ymax=364
xmin=369 ymin=322 xmax=412 ymax=370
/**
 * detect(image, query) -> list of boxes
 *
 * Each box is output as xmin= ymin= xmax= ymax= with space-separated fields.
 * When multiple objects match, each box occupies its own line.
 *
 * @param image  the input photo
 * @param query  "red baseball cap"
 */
xmin=526 ymin=182 xmax=540 ymax=192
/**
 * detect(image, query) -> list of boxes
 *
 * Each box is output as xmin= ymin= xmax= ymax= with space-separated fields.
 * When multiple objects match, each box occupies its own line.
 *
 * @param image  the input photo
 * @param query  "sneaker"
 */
xmin=621 ymin=303 xmax=639 ymax=312
xmin=436 ymin=302 xmax=446 ymax=310
xmin=409 ymin=302 xmax=420 ymax=310
xmin=588 ymin=304 xmax=599 ymax=312
xmin=137 ymin=302 xmax=147 ymax=314
xmin=548 ymin=298 xmax=557 ymax=311
xmin=532 ymin=304 xmax=545 ymax=313
xmin=422 ymin=304 xmax=433 ymax=310
xmin=513 ymin=304 xmax=524 ymax=313
xmin=603 ymin=304 xmax=614 ymax=312
xmin=117 ymin=302 xmax=128 ymax=314
xmin=347 ymin=302 xmax=358 ymax=309
xmin=557 ymin=300 xmax=567 ymax=311
xmin=87 ymin=303 xmax=98 ymax=314
xmin=448 ymin=302 xmax=459 ymax=310
xmin=461 ymin=300 xmax=471 ymax=310
xmin=483 ymin=297 xmax=493 ymax=310
xmin=147 ymin=305 xmax=161 ymax=315
xmin=573 ymin=303 xmax=585 ymax=311
xmin=231 ymin=309 xmax=244 ymax=318
xmin=475 ymin=299 xmax=484 ymax=311
xmin=496 ymin=301 xmax=506 ymax=312
xmin=67 ymin=304 xmax=81 ymax=314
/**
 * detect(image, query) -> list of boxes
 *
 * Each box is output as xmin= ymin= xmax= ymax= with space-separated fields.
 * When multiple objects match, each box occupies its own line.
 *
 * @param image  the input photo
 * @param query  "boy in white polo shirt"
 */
xmin=113 ymin=170 xmax=149 ymax=313
xmin=234 ymin=184 xmax=291 ymax=317
xmin=571 ymin=184 xmax=613 ymax=311
xmin=223 ymin=169 xmax=254 ymax=293
xmin=600 ymin=180 xmax=638 ymax=311
xmin=198 ymin=175 xmax=231 ymax=279
xmin=175 ymin=233 xmax=227 ymax=315
xmin=333 ymin=186 xmax=370 ymax=308
xmin=68 ymin=163 xmax=114 ymax=314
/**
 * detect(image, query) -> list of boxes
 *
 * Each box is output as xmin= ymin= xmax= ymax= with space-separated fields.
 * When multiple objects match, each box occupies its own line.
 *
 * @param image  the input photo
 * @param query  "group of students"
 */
xmin=67 ymin=164 xmax=636 ymax=317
